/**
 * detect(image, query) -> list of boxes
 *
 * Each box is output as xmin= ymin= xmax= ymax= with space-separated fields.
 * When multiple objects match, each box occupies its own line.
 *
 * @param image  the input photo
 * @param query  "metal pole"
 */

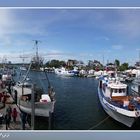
xmin=44 ymin=69 xmax=51 ymax=88
xmin=48 ymin=111 xmax=52 ymax=130
xmin=31 ymin=84 xmax=35 ymax=130
xmin=22 ymin=85 xmax=24 ymax=96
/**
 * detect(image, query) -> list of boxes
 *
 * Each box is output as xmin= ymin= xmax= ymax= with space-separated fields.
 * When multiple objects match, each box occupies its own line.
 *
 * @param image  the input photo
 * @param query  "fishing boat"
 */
xmin=12 ymin=79 xmax=55 ymax=117
xmin=98 ymin=76 xmax=140 ymax=127
xmin=12 ymin=40 xmax=55 ymax=118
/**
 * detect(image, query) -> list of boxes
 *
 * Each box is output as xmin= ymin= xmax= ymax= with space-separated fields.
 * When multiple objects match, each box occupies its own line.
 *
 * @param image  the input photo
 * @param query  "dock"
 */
xmin=0 ymin=93 xmax=31 ymax=130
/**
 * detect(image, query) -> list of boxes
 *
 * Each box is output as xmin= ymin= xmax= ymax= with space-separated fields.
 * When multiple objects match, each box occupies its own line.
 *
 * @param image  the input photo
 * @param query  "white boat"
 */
xmin=98 ymin=76 xmax=140 ymax=127
xmin=12 ymin=80 xmax=55 ymax=117
xmin=55 ymin=67 xmax=75 ymax=77
xmin=20 ymin=66 xmax=27 ymax=71
xmin=2 ymin=74 xmax=12 ymax=82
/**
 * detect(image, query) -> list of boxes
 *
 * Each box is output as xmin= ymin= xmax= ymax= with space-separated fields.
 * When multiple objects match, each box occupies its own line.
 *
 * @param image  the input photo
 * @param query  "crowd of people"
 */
xmin=0 ymin=79 xmax=27 ymax=130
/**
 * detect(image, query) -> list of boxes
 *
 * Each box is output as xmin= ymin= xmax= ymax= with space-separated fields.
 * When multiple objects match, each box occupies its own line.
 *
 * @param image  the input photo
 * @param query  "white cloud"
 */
xmin=0 ymin=9 xmax=47 ymax=47
xmin=0 ymin=9 xmax=15 ymax=47
xmin=39 ymin=50 xmax=75 ymax=61
xmin=107 ymin=10 xmax=140 ymax=39
xmin=94 ymin=36 xmax=110 ymax=41
xmin=112 ymin=45 xmax=123 ymax=50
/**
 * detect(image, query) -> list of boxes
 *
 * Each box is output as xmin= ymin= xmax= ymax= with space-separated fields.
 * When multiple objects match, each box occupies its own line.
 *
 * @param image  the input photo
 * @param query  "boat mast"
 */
xmin=33 ymin=40 xmax=41 ymax=63
xmin=35 ymin=40 xmax=39 ymax=63
xmin=32 ymin=40 xmax=41 ymax=70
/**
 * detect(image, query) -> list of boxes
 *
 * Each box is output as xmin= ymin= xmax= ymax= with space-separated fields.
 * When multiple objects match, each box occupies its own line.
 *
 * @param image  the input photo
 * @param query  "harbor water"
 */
xmin=15 ymin=71 xmax=140 ymax=130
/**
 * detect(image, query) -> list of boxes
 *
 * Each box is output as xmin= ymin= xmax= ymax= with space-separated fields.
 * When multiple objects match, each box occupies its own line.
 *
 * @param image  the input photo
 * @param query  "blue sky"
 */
xmin=1 ymin=0 xmax=140 ymax=7
xmin=0 ymin=9 xmax=140 ymax=64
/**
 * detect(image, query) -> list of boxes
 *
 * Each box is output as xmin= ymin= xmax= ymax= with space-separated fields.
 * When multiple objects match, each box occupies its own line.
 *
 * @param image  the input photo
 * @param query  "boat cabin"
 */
xmin=17 ymin=81 xmax=32 ymax=88
xmin=103 ymin=81 xmax=127 ymax=98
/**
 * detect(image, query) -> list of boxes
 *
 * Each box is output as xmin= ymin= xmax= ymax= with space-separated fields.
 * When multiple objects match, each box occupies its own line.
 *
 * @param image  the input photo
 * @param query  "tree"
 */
xmin=45 ymin=60 xmax=66 ymax=68
xmin=114 ymin=59 xmax=120 ymax=68
xmin=119 ymin=63 xmax=129 ymax=71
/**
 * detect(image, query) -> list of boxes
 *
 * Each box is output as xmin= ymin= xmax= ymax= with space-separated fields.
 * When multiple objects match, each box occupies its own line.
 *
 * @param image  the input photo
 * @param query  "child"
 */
xmin=12 ymin=108 xmax=18 ymax=123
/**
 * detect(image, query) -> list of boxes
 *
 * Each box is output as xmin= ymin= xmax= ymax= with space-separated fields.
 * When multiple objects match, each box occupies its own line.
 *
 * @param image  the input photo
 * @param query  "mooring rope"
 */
xmin=88 ymin=116 xmax=110 ymax=130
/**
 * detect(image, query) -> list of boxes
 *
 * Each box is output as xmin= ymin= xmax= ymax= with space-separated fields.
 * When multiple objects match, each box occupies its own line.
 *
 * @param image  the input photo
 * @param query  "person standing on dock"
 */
xmin=20 ymin=112 xmax=27 ymax=130
xmin=2 ymin=93 xmax=7 ymax=107
xmin=12 ymin=108 xmax=18 ymax=123
xmin=6 ymin=106 xmax=12 ymax=117
xmin=6 ymin=106 xmax=12 ymax=124
xmin=7 ymin=82 xmax=11 ymax=95
xmin=5 ymin=112 xmax=11 ymax=130
xmin=14 ymin=90 xmax=17 ymax=104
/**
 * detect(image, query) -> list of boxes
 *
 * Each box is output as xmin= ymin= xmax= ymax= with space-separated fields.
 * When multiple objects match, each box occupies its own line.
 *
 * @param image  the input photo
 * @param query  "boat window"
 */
xmin=119 ymin=89 xmax=122 ymax=93
xmin=114 ymin=89 xmax=117 ymax=93
xmin=24 ymin=85 xmax=32 ymax=88
xmin=122 ymin=89 xmax=125 ymax=93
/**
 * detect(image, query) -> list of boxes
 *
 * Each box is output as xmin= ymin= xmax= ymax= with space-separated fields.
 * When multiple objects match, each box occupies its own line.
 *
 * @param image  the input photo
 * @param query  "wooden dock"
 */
xmin=0 ymin=93 xmax=31 ymax=130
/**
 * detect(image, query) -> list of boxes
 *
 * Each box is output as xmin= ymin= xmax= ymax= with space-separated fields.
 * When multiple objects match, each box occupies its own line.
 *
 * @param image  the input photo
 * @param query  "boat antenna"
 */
xmin=33 ymin=40 xmax=41 ymax=62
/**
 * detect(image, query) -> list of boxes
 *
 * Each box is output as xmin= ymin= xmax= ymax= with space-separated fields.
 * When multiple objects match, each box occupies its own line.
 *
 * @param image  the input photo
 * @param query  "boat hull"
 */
xmin=98 ymin=87 xmax=135 ymax=127
xmin=18 ymin=100 xmax=55 ymax=117
xmin=12 ymin=85 xmax=55 ymax=117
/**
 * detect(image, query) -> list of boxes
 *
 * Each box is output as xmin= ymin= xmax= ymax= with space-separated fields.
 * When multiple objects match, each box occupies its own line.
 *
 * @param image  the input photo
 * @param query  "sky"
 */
xmin=1 ymin=0 xmax=140 ymax=7
xmin=0 ymin=8 xmax=140 ymax=65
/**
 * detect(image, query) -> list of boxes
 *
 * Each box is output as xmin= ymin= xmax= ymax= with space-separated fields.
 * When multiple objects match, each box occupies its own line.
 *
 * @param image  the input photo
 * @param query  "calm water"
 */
xmin=15 ymin=71 xmax=140 ymax=130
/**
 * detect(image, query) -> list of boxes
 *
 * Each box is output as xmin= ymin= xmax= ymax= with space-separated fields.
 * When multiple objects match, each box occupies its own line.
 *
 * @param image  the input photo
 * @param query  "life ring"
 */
xmin=135 ymin=111 xmax=139 ymax=117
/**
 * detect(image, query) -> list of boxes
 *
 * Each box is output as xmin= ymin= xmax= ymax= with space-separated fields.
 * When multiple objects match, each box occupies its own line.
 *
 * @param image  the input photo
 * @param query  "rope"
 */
xmin=88 ymin=116 xmax=110 ymax=130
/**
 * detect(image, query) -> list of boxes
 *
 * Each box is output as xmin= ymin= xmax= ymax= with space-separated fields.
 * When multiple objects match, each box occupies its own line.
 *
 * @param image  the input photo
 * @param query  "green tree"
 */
xmin=119 ymin=63 xmax=129 ymax=71
xmin=45 ymin=60 xmax=66 ymax=68
xmin=114 ymin=59 xmax=120 ymax=68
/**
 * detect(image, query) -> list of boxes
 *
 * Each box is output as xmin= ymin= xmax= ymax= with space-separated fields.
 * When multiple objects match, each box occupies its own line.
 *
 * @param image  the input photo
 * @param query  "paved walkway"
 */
xmin=0 ymin=93 xmax=31 ymax=130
